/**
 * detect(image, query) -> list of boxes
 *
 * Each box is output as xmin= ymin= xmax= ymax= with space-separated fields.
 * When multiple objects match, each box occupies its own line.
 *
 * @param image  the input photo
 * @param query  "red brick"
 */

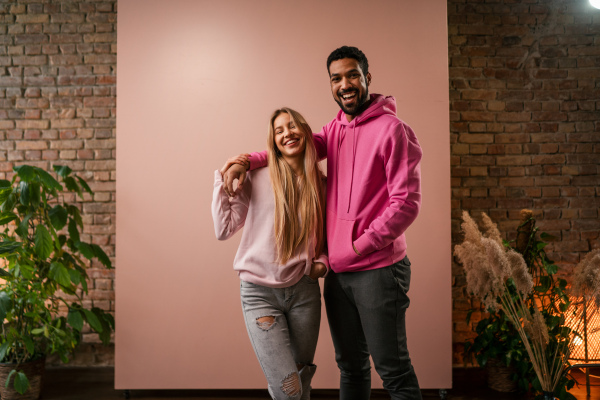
xmin=49 ymin=55 xmax=82 ymax=65
xmin=50 ymin=140 xmax=83 ymax=150
xmin=496 ymin=155 xmax=532 ymax=166
xmin=84 ymin=54 xmax=116 ymax=64
xmin=458 ymin=134 xmax=494 ymax=144
xmin=42 ymin=150 xmax=58 ymax=160
xmin=15 ymin=141 xmax=47 ymax=150
xmin=77 ymin=149 xmax=94 ymax=159
xmin=16 ymin=14 xmax=49 ymax=24
xmin=532 ymin=155 xmax=566 ymax=164
xmin=85 ymin=160 xmax=115 ymax=171
xmin=498 ymin=177 xmax=534 ymax=187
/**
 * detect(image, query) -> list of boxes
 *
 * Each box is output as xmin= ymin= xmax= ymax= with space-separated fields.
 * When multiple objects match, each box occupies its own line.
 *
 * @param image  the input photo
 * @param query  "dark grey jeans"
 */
xmin=324 ymin=256 xmax=422 ymax=400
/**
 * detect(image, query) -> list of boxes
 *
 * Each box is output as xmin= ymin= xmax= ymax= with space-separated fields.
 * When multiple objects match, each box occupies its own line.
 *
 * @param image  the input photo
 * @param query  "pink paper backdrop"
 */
xmin=116 ymin=0 xmax=451 ymax=390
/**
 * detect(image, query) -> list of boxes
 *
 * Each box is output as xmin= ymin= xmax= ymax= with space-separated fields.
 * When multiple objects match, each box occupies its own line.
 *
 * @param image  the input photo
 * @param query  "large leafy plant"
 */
xmin=0 ymin=165 xmax=114 ymax=394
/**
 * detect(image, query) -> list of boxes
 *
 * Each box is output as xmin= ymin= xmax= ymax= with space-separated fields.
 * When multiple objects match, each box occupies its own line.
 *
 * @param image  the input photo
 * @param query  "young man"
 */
xmin=222 ymin=46 xmax=422 ymax=400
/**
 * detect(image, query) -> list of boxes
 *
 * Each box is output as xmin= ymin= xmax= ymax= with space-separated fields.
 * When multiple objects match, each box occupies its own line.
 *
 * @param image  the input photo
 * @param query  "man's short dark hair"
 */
xmin=327 ymin=46 xmax=369 ymax=77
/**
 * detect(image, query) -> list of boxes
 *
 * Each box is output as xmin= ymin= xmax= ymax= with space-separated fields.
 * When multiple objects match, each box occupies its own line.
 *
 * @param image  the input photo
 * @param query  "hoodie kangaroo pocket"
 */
xmin=368 ymin=242 xmax=394 ymax=266
xmin=328 ymin=214 xmax=360 ymax=269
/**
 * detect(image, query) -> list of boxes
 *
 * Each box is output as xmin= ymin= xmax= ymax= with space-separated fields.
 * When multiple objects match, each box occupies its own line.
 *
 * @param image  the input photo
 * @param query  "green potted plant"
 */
xmin=0 ymin=165 xmax=114 ymax=399
xmin=465 ymin=307 xmax=530 ymax=392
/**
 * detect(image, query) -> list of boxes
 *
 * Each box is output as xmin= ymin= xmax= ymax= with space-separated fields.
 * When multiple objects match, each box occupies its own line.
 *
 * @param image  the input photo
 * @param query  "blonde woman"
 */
xmin=212 ymin=108 xmax=327 ymax=400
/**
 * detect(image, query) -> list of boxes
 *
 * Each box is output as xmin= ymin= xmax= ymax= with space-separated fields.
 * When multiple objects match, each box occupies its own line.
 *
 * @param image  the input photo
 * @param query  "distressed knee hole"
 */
xmin=256 ymin=316 xmax=276 ymax=330
xmin=281 ymin=371 xmax=301 ymax=397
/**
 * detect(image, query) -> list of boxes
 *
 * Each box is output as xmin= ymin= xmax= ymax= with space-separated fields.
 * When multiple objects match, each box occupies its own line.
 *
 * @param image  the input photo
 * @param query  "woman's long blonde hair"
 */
xmin=267 ymin=108 xmax=325 ymax=264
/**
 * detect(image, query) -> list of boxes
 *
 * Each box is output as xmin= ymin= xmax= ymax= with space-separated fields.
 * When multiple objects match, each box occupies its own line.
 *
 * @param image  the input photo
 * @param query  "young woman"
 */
xmin=212 ymin=108 xmax=327 ymax=400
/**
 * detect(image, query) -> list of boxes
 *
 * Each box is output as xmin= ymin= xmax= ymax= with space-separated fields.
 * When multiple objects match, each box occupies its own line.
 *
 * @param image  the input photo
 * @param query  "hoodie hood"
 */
xmin=334 ymin=93 xmax=398 ymax=126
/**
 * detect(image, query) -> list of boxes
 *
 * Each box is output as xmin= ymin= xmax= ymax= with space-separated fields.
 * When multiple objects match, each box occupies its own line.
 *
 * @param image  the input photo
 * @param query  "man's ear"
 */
xmin=366 ymin=72 xmax=372 ymax=86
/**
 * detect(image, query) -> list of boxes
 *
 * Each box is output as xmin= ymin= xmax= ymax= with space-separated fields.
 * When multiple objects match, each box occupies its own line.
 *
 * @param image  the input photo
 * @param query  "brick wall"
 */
xmin=449 ymin=0 xmax=600 ymax=365
xmin=0 ymin=0 xmax=116 ymax=366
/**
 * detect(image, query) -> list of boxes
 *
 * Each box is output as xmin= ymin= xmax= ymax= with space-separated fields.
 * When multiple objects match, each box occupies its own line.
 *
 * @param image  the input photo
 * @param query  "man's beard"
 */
xmin=335 ymin=88 xmax=370 ymax=117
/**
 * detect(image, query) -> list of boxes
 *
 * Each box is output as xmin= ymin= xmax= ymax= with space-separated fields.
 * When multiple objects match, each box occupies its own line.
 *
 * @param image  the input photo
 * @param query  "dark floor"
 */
xmin=41 ymin=367 xmax=600 ymax=400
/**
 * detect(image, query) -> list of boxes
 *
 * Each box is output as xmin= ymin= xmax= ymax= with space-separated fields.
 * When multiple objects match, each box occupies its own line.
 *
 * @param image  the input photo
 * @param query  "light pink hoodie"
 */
xmin=212 ymin=168 xmax=329 ymax=287
xmin=248 ymin=94 xmax=422 ymax=273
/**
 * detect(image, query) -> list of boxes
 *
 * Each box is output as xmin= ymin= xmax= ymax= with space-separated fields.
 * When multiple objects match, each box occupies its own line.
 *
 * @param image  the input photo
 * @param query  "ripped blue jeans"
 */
xmin=241 ymin=276 xmax=321 ymax=400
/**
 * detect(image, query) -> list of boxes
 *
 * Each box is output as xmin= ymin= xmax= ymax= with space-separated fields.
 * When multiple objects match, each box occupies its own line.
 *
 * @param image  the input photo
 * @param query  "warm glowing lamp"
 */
xmin=562 ymin=297 xmax=600 ymax=396
xmin=591 ymin=0 xmax=600 ymax=9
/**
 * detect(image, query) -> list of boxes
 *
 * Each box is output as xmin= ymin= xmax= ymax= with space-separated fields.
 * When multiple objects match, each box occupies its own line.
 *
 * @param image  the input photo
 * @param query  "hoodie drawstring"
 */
xmin=347 ymin=123 xmax=357 ymax=213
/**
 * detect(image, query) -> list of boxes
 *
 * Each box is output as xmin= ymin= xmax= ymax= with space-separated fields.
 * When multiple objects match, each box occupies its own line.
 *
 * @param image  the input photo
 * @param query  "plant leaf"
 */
xmin=14 ymin=371 xmax=29 ymax=395
xmin=49 ymin=205 xmax=68 ymax=230
xmin=53 ymin=165 xmax=72 ymax=178
xmin=1 ymin=192 xmax=16 ymax=213
xmin=92 ymin=307 xmax=113 ymax=345
xmin=91 ymin=244 xmax=112 ymax=268
xmin=15 ymin=213 xmax=31 ymax=238
xmin=540 ymin=232 xmax=558 ymax=241
xmin=67 ymin=205 xmax=83 ymax=227
xmin=0 ymin=211 xmax=18 ymax=226
xmin=0 ymin=182 xmax=12 ymax=205
xmin=19 ymin=181 xmax=30 ymax=206
xmin=31 ymin=328 xmax=44 ymax=335
xmin=75 ymin=175 xmax=93 ymax=195
xmin=76 ymin=242 xmax=94 ymax=260
xmin=0 ymin=292 xmax=11 ymax=321
xmin=17 ymin=259 xmax=34 ymax=280
xmin=82 ymin=309 xmax=103 ymax=333
xmin=103 ymin=312 xmax=115 ymax=330
xmin=49 ymin=262 xmax=72 ymax=287
xmin=22 ymin=336 xmax=34 ymax=355
xmin=68 ymin=218 xmax=80 ymax=243
xmin=68 ymin=269 xmax=81 ymax=285
xmin=5 ymin=369 xmax=16 ymax=388
xmin=34 ymin=167 xmax=63 ymax=191
xmin=64 ymin=176 xmax=83 ymax=200
xmin=0 ymin=341 xmax=10 ymax=362
xmin=28 ymin=182 xmax=41 ymax=208
xmin=34 ymin=225 xmax=53 ymax=259
xmin=14 ymin=165 xmax=36 ymax=182
xmin=68 ymin=309 xmax=84 ymax=331
xmin=0 ymin=240 xmax=21 ymax=255
xmin=545 ymin=263 xmax=558 ymax=275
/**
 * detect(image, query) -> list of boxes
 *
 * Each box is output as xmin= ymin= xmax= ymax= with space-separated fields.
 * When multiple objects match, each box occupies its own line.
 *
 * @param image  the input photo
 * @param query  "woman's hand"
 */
xmin=308 ymin=262 xmax=327 ymax=280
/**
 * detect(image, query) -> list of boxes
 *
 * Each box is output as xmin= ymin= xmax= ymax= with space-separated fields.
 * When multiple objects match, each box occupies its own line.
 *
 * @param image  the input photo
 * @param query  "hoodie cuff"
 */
xmin=248 ymin=153 xmax=267 ymax=171
xmin=353 ymin=234 xmax=375 ymax=257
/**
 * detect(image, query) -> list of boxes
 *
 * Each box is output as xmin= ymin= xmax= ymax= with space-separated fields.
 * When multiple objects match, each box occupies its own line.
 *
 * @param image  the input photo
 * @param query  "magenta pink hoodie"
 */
xmin=249 ymin=94 xmax=422 ymax=273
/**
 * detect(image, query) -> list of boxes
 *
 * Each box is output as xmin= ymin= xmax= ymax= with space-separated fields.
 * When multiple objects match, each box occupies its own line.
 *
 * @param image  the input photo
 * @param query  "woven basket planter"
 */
xmin=486 ymin=358 xmax=517 ymax=392
xmin=0 ymin=357 xmax=45 ymax=400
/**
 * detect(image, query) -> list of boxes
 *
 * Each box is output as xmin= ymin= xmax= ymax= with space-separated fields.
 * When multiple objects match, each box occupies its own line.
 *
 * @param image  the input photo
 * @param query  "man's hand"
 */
xmin=308 ymin=262 xmax=327 ymax=280
xmin=220 ymin=154 xmax=250 ymax=176
xmin=220 ymin=154 xmax=250 ymax=197
xmin=222 ymin=163 xmax=247 ymax=197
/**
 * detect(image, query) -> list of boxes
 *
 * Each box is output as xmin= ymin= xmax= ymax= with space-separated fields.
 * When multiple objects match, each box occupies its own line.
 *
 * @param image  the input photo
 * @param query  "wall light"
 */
xmin=591 ymin=0 xmax=600 ymax=10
